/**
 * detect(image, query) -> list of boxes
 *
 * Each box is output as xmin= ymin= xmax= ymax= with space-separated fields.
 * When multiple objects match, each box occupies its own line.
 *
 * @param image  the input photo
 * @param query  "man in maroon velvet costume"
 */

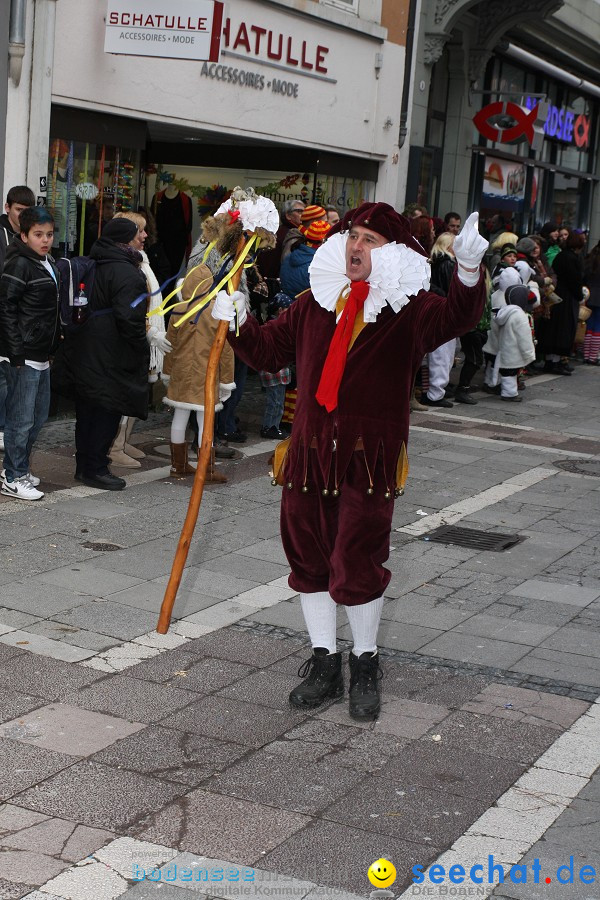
xmin=213 ymin=204 xmax=488 ymax=720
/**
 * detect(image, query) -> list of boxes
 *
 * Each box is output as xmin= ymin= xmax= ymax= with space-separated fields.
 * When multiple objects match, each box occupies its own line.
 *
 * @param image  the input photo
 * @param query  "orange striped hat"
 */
xmin=300 ymin=204 xmax=326 ymax=224
xmin=300 ymin=219 xmax=331 ymax=245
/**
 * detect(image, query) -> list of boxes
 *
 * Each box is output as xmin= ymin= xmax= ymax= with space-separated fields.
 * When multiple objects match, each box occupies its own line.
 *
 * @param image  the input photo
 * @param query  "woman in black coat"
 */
xmin=71 ymin=217 xmax=149 ymax=489
xmin=541 ymin=232 xmax=586 ymax=375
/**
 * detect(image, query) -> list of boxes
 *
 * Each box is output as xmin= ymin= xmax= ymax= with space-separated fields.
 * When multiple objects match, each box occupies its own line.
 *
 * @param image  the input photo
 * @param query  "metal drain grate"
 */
xmin=425 ymin=525 xmax=523 ymax=552
xmin=553 ymin=459 xmax=600 ymax=477
xmin=82 ymin=541 xmax=122 ymax=552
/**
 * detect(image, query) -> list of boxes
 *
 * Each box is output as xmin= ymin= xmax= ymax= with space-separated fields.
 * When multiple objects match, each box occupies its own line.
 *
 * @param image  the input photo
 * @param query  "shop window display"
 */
xmin=46 ymin=139 xmax=140 ymax=257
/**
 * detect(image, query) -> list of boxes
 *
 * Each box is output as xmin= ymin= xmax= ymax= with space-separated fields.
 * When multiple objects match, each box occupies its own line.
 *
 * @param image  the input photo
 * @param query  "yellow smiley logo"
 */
xmin=368 ymin=858 xmax=397 ymax=888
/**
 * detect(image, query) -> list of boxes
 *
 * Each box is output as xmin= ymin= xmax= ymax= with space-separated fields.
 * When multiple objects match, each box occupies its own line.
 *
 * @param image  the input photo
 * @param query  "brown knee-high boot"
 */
xmin=169 ymin=443 xmax=227 ymax=483
xmin=170 ymin=442 xmax=196 ymax=476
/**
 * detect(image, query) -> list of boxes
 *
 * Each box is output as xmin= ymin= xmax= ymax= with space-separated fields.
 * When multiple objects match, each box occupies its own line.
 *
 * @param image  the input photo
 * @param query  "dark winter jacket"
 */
xmin=0 ymin=237 xmax=60 ymax=365
xmin=430 ymin=252 xmax=456 ymax=297
xmin=65 ymin=238 xmax=150 ymax=418
xmin=0 ymin=213 xmax=17 ymax=271
xmin=280 ymin=243 xmax=316 ymax=299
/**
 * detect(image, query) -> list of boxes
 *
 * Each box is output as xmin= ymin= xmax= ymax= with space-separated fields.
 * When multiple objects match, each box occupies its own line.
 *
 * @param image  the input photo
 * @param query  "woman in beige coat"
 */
xmin=162 ymin=264 xmax=235 ymax=481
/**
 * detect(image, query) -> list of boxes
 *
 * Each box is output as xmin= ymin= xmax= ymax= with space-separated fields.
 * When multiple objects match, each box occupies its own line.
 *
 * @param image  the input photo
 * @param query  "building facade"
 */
xmin=406 ymin=0 xmax=600 ymax=242
xmin=3 ymin=0 xmax=411 ymax=253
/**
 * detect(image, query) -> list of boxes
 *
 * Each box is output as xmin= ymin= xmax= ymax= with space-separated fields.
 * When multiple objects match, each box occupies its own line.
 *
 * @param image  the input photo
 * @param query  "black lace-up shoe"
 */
xmin=289 ymin=648 xmax=343 ymax=709
xmin=348 ymin=651 xmax=383 ymax=720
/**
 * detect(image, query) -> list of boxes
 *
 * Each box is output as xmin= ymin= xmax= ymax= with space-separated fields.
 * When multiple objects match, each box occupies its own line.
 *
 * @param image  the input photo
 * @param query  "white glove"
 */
xmin=211 ymin=290 xmax=247 ymax=331
xmin=219 ymin=381 xmax=236 ymax=403
xmin=146 ymin=326 xmax=172 ymax=354
xmin=453 ymin=212 xmax=489 ymax=286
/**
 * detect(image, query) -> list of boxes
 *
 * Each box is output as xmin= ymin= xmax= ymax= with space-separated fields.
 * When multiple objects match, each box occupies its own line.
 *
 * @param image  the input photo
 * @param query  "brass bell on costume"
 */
xmin=271 ymin=478 xmax=278 ymax=486
xmin=322 ymin=488 xmax=329 ymax=497
xmin=301 ymin=485 xmax=309 ymax=493
xmin=395 ymin=488 xmax=404 ymax=498
xmin=287 ymin=482 xmax=293 ymax=490
xmin=384 ymin=490 xmax=392 ymax=500
xmin=367 ymin=487 xmax=374 ymax=495
xmin=332 ymin=489 xmax=340 ymax=497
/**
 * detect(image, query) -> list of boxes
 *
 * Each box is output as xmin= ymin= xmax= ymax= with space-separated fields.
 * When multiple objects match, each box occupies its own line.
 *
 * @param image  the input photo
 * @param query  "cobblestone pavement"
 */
xmin=0 ymin=365 xmax=599 ymax=898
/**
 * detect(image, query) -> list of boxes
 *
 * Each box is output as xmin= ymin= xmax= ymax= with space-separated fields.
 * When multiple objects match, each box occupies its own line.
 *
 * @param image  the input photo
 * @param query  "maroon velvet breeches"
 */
xmin=280 ymin=451 xmax=394 ymax=606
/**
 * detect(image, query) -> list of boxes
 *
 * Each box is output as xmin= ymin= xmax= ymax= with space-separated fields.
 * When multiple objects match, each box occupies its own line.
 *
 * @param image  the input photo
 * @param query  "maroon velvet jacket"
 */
xmin=230 ymin=271 xmax=485 ymax=488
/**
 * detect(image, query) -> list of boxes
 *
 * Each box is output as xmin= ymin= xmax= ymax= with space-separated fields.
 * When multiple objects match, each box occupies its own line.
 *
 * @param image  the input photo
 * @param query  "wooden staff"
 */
xmin=156 ymin=235 xmax=247 ymax=634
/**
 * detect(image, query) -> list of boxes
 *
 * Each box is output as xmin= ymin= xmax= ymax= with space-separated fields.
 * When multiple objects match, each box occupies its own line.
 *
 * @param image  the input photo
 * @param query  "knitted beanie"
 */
xmin=300 ymin=205 xmax=326 ymax=224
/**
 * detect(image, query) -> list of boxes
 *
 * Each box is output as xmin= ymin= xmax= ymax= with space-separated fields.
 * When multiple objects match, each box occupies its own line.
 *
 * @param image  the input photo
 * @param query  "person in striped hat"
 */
xmin=280 ymin=219 xmax=331 ymax=299
xmin=281 ymin=205 xmax=327 ymax=262
xmin=212 ymin=202 xmax=488 ymax=721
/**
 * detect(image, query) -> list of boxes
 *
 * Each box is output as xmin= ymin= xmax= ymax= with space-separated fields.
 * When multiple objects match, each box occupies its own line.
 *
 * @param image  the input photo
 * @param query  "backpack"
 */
xmin=55 ymin=256 xmax=97 ymax=332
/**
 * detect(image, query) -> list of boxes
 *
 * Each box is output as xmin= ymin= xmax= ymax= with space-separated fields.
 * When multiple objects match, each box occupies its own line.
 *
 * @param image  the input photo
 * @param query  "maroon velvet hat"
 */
xmin=329 ymin=201 xmax=428 ymax=257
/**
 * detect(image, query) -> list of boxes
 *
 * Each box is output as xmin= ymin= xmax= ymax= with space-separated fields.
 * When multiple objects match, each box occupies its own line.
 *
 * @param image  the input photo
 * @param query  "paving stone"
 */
xmin=159 ymin=695 xmax=307 ymax=748
xmin=0 ymin=703 xmax=145 ymax=756
xmin=422 ymin=711 xmax=559 ymax=765
xmin=66 ymin=674 xmax=197 ymax=725
xmin=0 ymin=877 xmax=37 ymax=898
xmin=0 ymin=849 xmax=69 ymax=888
xmin=381 ymin=596 xmax=474 ymax=630
xmin=182 ymin=627 xmax=307 ymax=666
xmin=0 ymin=533 xmax=104 ymax=578
xmin=414 ymin=674 xmax=493 ymax=707
xmin=0 ymin=739 xmax=75 ymax=801
xmin=32 ymin=858 xmax=128 ymax=899
xmin=24 ymin=621 xmax=121 ymax=652
xmin=450 ymin=613 xmax=559 ymax=646
xmin=51 ymin=600 xmax=159 ymax=640
xmin=103 ymin=581 xmax=224 ymax=618
xmin=205 ymin=750 xmax=363 ymax=815
xmin=379 ymin=661 xmax=453 ymax=700
xmin=0 ymin=804 xmax=49 ymax=833
xmin=377 ymin=741 xmax=526 ymax=803
xmin=92 ymin=725 xmax=247 ymax=786
xmin=234 ymin=538 xmax=289 ymax=565
xmin=216 ymin=670 xmax=305 ymax=708
xmin=339 ymin=619 xmax=443 ymax=653
xmin=0 ymin=630 xmax=95 ymax=662
xmin=461 ymin=684 xmax=589 ymax=730
xmin=195 ymin=553 xmax=290 ymax=584
xmin=55 ymin=498 xmax=138 ymax=519
xmin=2 ymin=813 xmax=113 ymax=862
xmin=487 ymin=844 xmax=598 ymax=899
xmin=13 ymin=761 xmax=186 ymax=831
xmin=419 ymin=631 xmax=531 ymax=668
xmin=0 ymin=608 xmax=41 ymax=629
xmin=248 ymin=600 xmax=309 ymax=632
xmin=133 ymin=788 xmax=310 ymax=864
xmin=0 ymin=690 xmax=44 ymax=725
xmin=323 ymin=773 xmax=488 ymax=846
xmin=318 ymin=729 xmax=407 ymax=773
xmin=510 ymin=647 xmax=600 ymax=688
xmin=0 ymin=580 xmax=90 ymax=617
xmin=0 ymin=654 xmax=103 ymax=701
xmin=157 ymin=567 xmax=261 ymax=601
xmin=541 ymin=797 xmax=600 ymax=855
xmin=260 ymin=820 xmax=436 ymax=897
xmin=539 ymin=624 xmax=600 ymax=657
xmin=508 ymin=579 xmax=600 ymax=607
xmin=95 ymin=836 xmax=177 ymax=879
xmin=33 ymin=563 xmax=144 ymax=597
xmin=460 ymin=532 xmax=587 ymax=579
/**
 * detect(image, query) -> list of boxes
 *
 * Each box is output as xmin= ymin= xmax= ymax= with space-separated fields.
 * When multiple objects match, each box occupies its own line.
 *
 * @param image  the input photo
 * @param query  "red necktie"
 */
xmin=316 ymin=280 xmax=369 ymax=413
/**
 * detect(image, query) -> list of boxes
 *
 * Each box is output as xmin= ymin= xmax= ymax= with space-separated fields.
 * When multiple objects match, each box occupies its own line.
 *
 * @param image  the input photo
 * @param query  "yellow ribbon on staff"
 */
xmin=172 ymin=234 xmax=258 ymax=328
xmin=147 ymin=240 xmax=219 ymax=318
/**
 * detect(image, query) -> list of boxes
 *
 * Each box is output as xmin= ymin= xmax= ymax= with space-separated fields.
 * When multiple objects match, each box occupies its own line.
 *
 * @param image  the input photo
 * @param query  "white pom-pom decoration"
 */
xmin=215 ymin=193 xmax=279 ymax=234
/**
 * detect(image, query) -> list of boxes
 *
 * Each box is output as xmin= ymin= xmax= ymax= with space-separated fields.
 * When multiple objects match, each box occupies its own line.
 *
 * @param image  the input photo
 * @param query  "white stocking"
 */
xmin=346 ymin=596 xmax=384 ymax=657
xmin=171 ymin=408 xmax=190 ymax=444
xmin=300 ymin=592 xmax=337 ymax=654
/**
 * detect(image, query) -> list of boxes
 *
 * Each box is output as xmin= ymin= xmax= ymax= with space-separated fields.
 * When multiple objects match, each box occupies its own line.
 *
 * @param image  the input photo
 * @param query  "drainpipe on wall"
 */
xmin=398 ymin=0 xmax=418 ymax=148
xmin=8 ymin=0 xmax=26 ymax=86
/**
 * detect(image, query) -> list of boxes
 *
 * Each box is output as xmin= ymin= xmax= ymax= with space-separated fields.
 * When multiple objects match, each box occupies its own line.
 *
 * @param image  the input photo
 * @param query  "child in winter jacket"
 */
xmin=483 ymin=284 xmax=536 ymax=402
xmin=0 ymin=206 xmax=60 ymax=500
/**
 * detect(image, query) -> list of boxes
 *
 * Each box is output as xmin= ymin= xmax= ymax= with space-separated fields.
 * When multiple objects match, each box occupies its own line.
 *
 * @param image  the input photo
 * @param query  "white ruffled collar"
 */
xmin=308 ymin=232 xmax=431 ymax=323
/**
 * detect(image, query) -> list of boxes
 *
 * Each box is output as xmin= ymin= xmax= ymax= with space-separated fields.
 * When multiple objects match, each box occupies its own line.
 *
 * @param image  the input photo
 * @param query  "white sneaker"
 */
xmin=1 ymin=469 xmax=40 ymax=486
xmin=1 ymin=475 xmax=44 ymax=501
